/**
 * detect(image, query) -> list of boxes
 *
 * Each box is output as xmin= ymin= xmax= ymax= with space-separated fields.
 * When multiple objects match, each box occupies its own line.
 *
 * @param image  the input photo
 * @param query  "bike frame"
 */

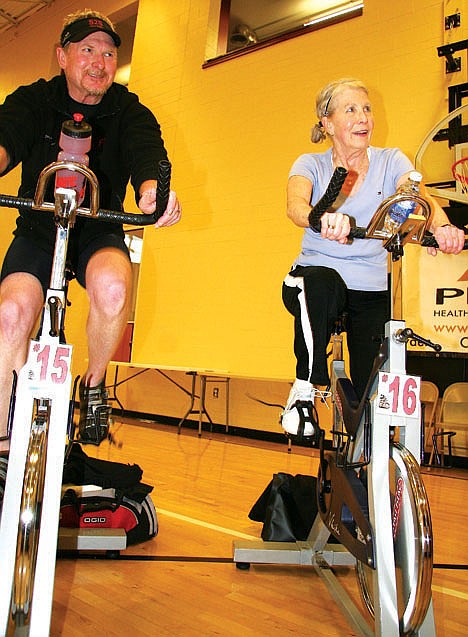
xmin=233 ymin=317 xmax=436 ymax=636
xmin=0 ymin=158 xmax=171 ymax=636
xmin=232 ymin=186 xmax=450 ymax=636
xmin=322 ymin=317 xmax=436 ymax=636
xmin=0 ymin=185 xmax=77 ymax=636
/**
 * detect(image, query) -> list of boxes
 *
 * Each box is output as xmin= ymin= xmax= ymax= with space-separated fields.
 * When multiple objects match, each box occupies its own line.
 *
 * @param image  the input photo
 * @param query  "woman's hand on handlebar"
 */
xmin=428 ymin=224 xmax=465 ymax=256
xmin=139 ymin=183 xmax=181 ymax=227
xmin=320 ymin=211 xmax=351 ymax=244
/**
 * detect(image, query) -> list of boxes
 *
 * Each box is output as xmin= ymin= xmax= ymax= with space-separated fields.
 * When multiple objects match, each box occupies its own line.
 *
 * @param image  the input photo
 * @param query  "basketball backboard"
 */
xmin=415 ymin=83 xmax=468 ymax=206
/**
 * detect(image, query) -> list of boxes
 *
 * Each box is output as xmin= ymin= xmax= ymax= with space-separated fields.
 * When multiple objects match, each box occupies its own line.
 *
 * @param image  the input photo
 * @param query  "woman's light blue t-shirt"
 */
xmin=289 ymin=146 xmax=413 ymax=291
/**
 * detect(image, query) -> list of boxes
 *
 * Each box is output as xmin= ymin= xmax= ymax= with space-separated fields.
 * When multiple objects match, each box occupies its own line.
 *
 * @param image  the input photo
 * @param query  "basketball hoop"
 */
xmin=452 ymin=157 xmax=468 ymax=194
xmin=415 ymin=104 xmax=468 ymax=205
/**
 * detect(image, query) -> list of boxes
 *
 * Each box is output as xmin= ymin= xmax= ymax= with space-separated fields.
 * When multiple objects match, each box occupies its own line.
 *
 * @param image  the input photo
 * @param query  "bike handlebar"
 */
xmin=308 ymin=166 xmax=468 ymax=249
xmin=308 ymin=166 xmax=348 ymax=227
xmin=0 ymin=159 xmax=172 ymax=226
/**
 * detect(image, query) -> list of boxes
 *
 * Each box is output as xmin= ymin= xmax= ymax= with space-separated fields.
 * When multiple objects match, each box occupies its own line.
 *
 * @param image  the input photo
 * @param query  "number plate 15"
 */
xmin=376 ymin=372 xmax=421 ymax=419
xmin=28 ymin=342 xmax=72 ymax=385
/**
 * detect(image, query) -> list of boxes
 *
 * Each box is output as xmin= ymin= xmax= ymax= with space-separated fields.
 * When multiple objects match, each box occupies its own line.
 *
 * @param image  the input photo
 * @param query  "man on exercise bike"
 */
xmin=281 ymin=78 xmax=465 ymax=438
xmin=0 ymin=9 xmax=181 ymax=460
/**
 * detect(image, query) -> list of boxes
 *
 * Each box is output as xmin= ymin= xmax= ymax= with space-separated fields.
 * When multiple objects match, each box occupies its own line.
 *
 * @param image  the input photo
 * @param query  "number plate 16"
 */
xmin=376 ymin=372 xmax=421 ymax=419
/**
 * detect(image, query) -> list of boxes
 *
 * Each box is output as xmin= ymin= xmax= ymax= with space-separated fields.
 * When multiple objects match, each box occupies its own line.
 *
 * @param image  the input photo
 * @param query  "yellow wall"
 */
xmin=128 ymin=0 xmax=455 ymax=380
xmin=0 ymin=0 xmax=463 ymax=436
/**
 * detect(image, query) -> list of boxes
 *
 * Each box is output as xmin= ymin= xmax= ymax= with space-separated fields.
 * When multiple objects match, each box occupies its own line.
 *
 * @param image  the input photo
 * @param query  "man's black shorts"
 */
xmin=1 ymin=232 xmax=130 ymax=296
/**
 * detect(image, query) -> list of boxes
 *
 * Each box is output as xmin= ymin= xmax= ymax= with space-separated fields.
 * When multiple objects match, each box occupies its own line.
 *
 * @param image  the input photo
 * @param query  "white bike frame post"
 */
xmin=367 ymin=319 xmax=436 ymax=637
xmin=0 ymin=222 xmax=73 ymax=637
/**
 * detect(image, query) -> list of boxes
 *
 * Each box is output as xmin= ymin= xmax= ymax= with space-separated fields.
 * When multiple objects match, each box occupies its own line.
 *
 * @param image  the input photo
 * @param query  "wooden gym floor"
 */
xmin=51 ymin=418 xmax=468 ymax=636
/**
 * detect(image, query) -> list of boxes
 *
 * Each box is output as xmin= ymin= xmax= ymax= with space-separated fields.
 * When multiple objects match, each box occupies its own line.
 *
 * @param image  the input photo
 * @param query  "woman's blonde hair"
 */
xmin=310 ymin=78 xmax=369 ymax=143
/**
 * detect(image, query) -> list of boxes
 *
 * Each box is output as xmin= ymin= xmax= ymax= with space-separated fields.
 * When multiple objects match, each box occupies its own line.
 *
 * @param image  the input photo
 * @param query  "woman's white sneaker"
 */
xmin=281 ymin=380 xmax=316 ymax=436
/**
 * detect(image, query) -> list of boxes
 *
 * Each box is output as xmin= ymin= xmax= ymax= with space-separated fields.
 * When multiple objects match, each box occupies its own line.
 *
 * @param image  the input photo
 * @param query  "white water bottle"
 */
xmin=55 ymin=113 xmax=92 ymax=206
xmin=384 ymin=171 xmax=422 ymax=234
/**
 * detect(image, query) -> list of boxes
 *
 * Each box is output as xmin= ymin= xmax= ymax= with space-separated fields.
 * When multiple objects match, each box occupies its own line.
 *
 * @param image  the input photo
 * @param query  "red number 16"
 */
xmin=388 ymin=375 xmax=418 ymax=415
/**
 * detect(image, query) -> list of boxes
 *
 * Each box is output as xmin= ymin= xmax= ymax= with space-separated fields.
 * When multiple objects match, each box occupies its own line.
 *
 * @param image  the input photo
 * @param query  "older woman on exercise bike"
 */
xmin=281 ymin=77 xmax=465 ymax=437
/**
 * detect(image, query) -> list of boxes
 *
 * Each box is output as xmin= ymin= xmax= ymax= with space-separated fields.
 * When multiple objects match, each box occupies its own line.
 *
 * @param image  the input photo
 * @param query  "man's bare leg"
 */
xmin=0 ymin=273 xmax=44 ymax=453
xmin=77 ymin=247 xmax=132 ymax=444
xmin=83 ymin=247 xmax=132 ymax=387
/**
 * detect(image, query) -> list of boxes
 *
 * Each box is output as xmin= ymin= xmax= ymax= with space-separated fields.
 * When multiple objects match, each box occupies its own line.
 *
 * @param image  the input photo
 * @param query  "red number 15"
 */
xmin=37 ymin=345 xmax=70 ymax=384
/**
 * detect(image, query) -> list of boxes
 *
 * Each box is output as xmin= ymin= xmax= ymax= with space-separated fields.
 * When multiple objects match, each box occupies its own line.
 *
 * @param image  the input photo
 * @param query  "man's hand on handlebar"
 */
xmin=139 ymin=183 xmax=181 ymax=228
xmin=428 ymin=223 xmax=465 ymax=256
xmin=320 ymin=211 xmax=351 ymax=244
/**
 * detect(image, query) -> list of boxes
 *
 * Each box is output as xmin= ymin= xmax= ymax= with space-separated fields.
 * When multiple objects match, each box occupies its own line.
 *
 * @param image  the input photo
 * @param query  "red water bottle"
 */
xmin=55 ymin=113 xmax=92 ymax=206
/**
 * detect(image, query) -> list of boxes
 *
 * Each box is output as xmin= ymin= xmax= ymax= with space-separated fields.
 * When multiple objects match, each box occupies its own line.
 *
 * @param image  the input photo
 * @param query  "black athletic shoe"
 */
xmin=78 ymin=379 xmax=111 ymax=445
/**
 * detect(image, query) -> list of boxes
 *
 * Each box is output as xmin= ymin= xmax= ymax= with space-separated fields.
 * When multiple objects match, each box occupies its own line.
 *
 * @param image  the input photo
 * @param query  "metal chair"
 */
xmin=420 ymin=380 xmax=439 ymax=464
xmin=431 ymin=381 xmax=468 ymax=467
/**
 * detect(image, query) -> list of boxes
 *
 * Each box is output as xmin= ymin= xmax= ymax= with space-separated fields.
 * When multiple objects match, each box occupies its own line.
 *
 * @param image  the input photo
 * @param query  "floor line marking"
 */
xmin=157 ymin=508 xmax=258 ymax=540
xmin=432 ymin=585 xmax=468 ymax=600
xmin=143 ymin=510 xmax=468 ymax=597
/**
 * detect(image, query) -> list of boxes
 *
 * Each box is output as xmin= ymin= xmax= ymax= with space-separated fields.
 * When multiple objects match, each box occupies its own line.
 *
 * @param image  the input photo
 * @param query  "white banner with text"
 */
xmin=402 ymin=245 xmax=468 ymax=354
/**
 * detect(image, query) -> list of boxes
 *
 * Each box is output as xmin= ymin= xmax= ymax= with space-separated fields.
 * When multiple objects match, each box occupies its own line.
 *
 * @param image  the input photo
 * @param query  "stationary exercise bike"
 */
xmin=0 ymin=152 xmax=171 ymax=637
xmin=233 ymin=168 xmax=468 ymax=636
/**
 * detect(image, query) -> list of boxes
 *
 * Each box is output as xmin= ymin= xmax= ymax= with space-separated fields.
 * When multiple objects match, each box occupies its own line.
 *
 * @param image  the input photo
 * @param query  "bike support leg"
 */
xmin=417 ymin=602 xmax=436 ymax=637
xmin=0 ymin=339 xmax=72 ymax=637
xmin=368 ymin=401 xmax=400 ymax=636
xmin=314 ymin=555 xmax=374 ymax=637
xmin=0 ymin=379 xmax=31 ymax=635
